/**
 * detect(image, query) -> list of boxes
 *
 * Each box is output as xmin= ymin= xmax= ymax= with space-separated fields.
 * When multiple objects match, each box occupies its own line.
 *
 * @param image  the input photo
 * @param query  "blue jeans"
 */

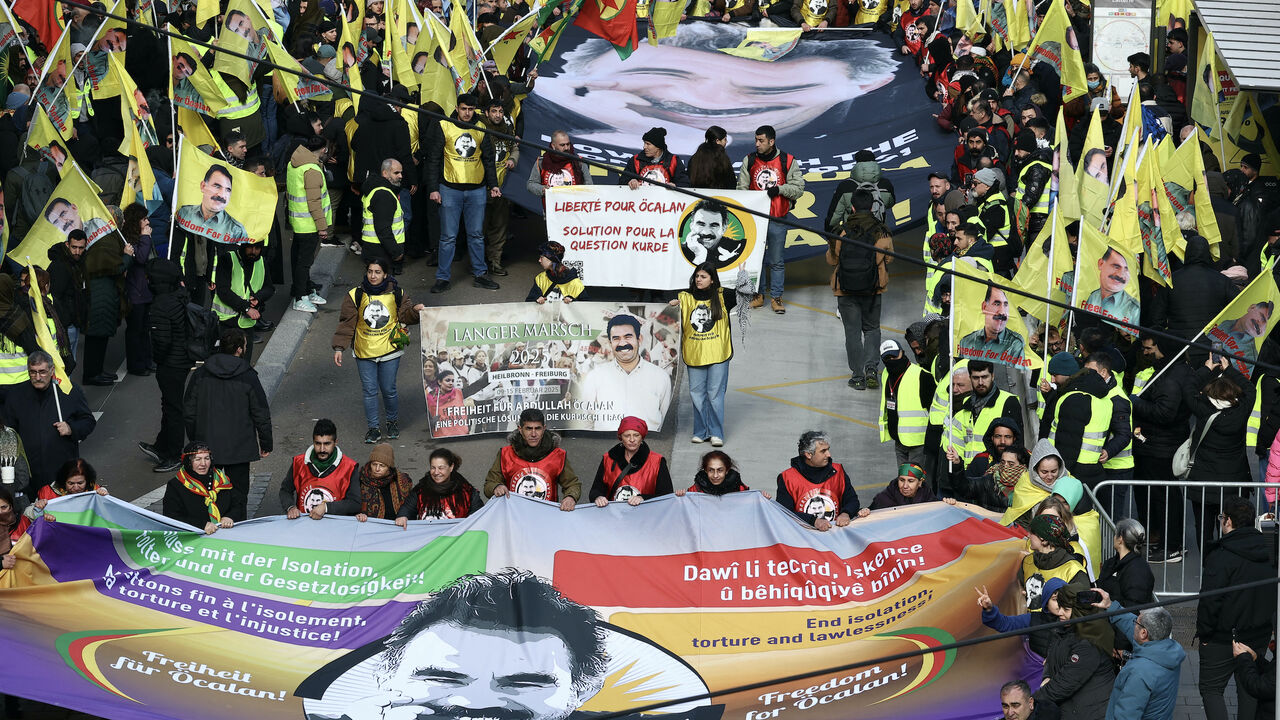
xmin=66 ymin=325 xmax=81 ymax=362
xmin=357 ymin=356 xmax=400 ymax=428
xmin=399 ymin=188 xmax=414 ymax=227
xmin=757 ymin=221 xmax=786 ymax=298
xmin=688 ymin=360 xmax=729 ymax=440
xmin=437 ymin=185 xmax=487 ymax=281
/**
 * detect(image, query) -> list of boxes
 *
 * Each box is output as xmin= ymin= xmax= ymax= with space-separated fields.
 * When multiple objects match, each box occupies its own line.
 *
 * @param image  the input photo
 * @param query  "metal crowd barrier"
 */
xmin=1082 ymin=480 xmax=1279 ymax=598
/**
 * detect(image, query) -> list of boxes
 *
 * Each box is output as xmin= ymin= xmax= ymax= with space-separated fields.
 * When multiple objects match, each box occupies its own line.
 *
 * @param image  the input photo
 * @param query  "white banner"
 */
xmin=545 ymin=185 xmax=771 ymax=290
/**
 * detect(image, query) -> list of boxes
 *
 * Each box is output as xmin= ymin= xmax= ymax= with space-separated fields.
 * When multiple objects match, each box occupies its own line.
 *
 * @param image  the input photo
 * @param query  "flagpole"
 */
xmin=1044 ymin=204 xmax=1056 ymax=367
xmin=168 ymin=135 xmax=183 ymax=261
xmin=1133 ymin=329 xmax=1204 ymax=396
xmin=1065 ymin=221 xmax=1080 ymax=344
xmin=946 ymin=257 xmax=956 ymax=477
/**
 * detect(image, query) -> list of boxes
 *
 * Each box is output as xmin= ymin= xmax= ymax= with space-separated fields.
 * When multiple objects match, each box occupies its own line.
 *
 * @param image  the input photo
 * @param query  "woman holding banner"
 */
xmin=160 ymin=441 xmax=239 ymax=534
xmin=395 ymin=448 xmax=484 ymax=523
xmin=669 ymin=263 xmax=737 ymax=447
xmin=332 ymin=259 xmax=426 ymax=445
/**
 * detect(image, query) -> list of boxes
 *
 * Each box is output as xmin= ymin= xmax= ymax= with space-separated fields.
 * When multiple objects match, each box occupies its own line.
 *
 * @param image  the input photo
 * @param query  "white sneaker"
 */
xmin=691 ymin=435 xmax=707 ymax=444
xmin=292 ymin=298 xmax=317 ymax=313
xmin=710 ymin=436 xmax=724 ymax=447
xmin=308 ymin=290 xmax=328 ymax=305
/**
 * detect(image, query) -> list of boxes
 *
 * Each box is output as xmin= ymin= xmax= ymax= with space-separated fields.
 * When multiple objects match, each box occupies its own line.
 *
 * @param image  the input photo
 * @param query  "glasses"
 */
xmin=1134 ymin=621 xmax=1145 ymax=630
xmin=29 ymin=368 xmax=51 ymax=378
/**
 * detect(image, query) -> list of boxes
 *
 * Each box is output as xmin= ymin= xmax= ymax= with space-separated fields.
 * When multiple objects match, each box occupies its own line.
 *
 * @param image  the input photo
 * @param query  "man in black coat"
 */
xmin=1131 ymin=334 xmax=1193 ymax=561
xmin=1147 ymin=234 xmax=1236 ymax=364
xmin=46 ymin=231 xmax=89 ymax=364
xmin=138 ymin=260 xmax=190 ymax=473
xmin=183 ymin=327 xmax=272 ymax=521
xmin=1 ymin=351 xmax=96 ymax=494
xmin=1197 ymin=497 xmax=1278 ymax=720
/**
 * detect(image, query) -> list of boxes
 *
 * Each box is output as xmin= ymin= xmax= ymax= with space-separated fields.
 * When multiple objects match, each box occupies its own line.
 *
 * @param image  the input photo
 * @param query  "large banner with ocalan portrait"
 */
xmin=173 ymin=138 xmax=278 ymax=244
xmin=0 ymin=493 xmax=1039 ymax=720
xmin=421 ymin=301 xmax=680 ymax=436
xmin=544 ymin=185 xmax=770 ymax=289
xmin=509 ymin=23 xmax=956 ymax=261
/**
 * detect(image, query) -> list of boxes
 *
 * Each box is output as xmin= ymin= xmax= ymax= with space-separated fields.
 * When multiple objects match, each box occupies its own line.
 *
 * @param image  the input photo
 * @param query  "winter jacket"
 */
xmin=46 ymin=243 xmax=89 ymax=329
xmin=123 ymin=233 xmax=155 ymax=305
xmin=1148 ymin=235 xmax=1236 ymax=347
xmin=183 ymin=353 xmax=273 ymax=466
xmin=1104 ymin=603 xmax=1186 ymax=720
xmin=213 ymin=247 xmax=275 ymax=320
xmin=1096 ymin=552 xmax=1155 ymax=608
xmin=827 ymin=214 xmax=894 ymax=296
xmin=1198 ymin=526 xmax=1278 ymax=649
xmin=981 ymin=602 xmax=1058 ymax=658
xmin=588 ymin=443 xmax=674 ymax=502
xmin=330 ymin=280 xmax=420 ymax=359
xmin=1 ymin=382 xmax=96 ymax=493
xmin=148 ymin=261 xmax=191 ymax=370
xmin=620 ymin=149 xmax=688 ymax=187
xmin=962 ymin=416 xmax=1023 ymax=509
xmin=289 ymin=145 xmax=332 ymax=235
xmin=869 ymin=476 xmax=938 ymax=510
xmin=84 ymin=236 xmax=132 ymax=338
xmin=1131 ymin=341 xmax=1193 ymax=459
xmin=350 ymin=102 xmax=413 ymax=187
xmin=1035 ymin=626 xmax=1116 ymax=720
xmin=1185 ymin=365 xmax=1254 ymax=485
xmin=1264 ymin=432 xmax=1280 ymax=503
xmin=483 ymin=429 xmax=581 ymax=500
xmin=775 ymin=455 xmax=862 ymax=525
xmin=1042 ymin=369 xmax=1112 ymax=482
xmin=162 ymin=474 xmax=244 ymax=528
xmin=1233 ymin=653 xmax=1276 ymax=719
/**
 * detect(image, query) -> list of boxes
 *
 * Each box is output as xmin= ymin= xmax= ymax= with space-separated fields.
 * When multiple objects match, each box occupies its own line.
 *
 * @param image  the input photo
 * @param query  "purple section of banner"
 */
xmin=31 ymin=521 xmax=413 ymax=649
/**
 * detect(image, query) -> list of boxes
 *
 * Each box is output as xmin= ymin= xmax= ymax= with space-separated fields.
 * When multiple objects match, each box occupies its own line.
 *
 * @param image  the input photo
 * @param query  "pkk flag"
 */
xmin=574 ymin=0 xmax=638 ymax=59
xmin=530 ymin=0 xmax=584 ymax=63
xmin=24 ymin=258 xmax=72 ymax=394
xmin=486 ymin=8 xmax=539 ymax=73
xmin=1025 ymin=0 xmax=1087 ymax=102
xmin=10 ymin=0 xmax=60 ymax=48
xmin=1201 ymin=270 xmax=1280 ymax=379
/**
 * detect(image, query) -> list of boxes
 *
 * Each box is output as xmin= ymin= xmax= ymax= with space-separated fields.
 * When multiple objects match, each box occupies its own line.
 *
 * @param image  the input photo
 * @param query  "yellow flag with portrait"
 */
xmin=413 ymin=14 xmax=457 ymax=115
xmin=174 ymin=138 xmax=277 ymax=245
xmin=8 ymin=161 xmax=120 ymax=263
xmin=25 ymin=104 xmax=71 ymax=177
xmin=24 ymin=258 xmax=72 ymax=394
xmin=214 ymin=0 xmax=272 ymax=87
xmin=169 ymin=36 xmax=230 ymax=116
xmin=1201 ymin=270 xmax=1280 ymax=380
xmin=108 ymin=52 xmax=157 ymax=204
xmin=1075 ymin=223 xmax=1140 ymax=337
xmin=952 ymin=261 xmax=1035 ymax=370
xmin=1025 ymin=0 xmax=1087 ymax=102
xmin=1013 ymin=203 xmax=1075 ymax=327
xmin=84 ymin=0 xmax=128 ymax=99
xmin=1077 ymin=108 xmax=1110 ymax=228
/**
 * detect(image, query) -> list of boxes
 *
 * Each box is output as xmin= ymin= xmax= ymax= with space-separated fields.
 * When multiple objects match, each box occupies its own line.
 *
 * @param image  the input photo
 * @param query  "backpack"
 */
xmin=185 ymin=300 xmax=220 ymax=362
xmin=836 ymin=219 xmax=884 ymax=295
xmin=7 ymin=162 xmax=57 ymax=239
xmin=851 ymin=161 xmax=896 ymax=223
xmin=90 ymin=157 xmax=131 ymax=207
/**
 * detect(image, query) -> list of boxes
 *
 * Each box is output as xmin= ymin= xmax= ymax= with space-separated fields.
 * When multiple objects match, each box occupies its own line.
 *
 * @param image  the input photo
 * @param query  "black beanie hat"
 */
xmin=642 ymin=127 xmax=668 ymax=151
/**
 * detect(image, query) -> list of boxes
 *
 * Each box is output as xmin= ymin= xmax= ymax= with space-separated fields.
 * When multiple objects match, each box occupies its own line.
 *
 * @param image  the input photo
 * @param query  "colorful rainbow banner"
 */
xmin=0 ymin=493 xmax=1038 ymax=720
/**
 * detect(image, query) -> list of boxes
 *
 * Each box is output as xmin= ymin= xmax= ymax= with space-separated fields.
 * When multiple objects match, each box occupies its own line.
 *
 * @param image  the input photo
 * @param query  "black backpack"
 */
xmin=185 ymin=300 xmax=220 ymax=362
xmin=836 ymin=219 xmax=884 ymax=295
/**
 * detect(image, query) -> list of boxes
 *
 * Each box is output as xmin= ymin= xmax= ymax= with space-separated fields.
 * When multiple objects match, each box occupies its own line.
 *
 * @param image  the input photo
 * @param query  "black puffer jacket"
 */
xmin=183 ymin=353 xmax=273 ymax=465
xmin=1034 ymin=627 xmax=1115 ymax=720
xmin=1150 ymin=235 xmax=1236 ymax=345
xmin=1185 ymin=365 xmax=1254 ymax=485
xmin=1199 ymin=526 xmax=1278 ymax=649
xmin=1131 ymin=338 xmax=1193 ymax=458
xmin=1096 ymin=551 xmax=1155 ymax=607
xmin=148 ymin=260 xmax=191 ymax=370
xmin=350 ymin=102 xmax=413 ymax=187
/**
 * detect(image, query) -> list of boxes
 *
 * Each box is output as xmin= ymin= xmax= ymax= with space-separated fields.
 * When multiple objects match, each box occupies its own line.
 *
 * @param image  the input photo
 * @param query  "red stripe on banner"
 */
xmin=554 ymin=517 xmax=1021 ymax=608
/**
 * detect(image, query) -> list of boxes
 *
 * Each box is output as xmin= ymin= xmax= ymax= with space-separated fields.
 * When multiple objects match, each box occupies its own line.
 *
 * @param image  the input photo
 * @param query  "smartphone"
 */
xmin=1077 ymin=590 xmax=1102 ymax=604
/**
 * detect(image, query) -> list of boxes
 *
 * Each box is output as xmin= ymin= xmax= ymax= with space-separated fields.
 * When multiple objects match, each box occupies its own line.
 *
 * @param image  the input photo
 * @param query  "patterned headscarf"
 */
xmin=1029 ymin=513 xmax=1072 ymax=550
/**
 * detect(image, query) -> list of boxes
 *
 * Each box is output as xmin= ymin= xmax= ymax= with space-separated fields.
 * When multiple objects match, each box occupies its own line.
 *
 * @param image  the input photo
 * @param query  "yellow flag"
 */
xmin=957 ymin=0 xmax=984 ymax=40
xmin=31 ymin=32 xmax=76 ymax=140
xmin=25 ymin=259 xmax=72 ymax=395
xmin=1077 ymin=222 xmax=1141 ymax=337
xmin=8 ymin=161 xmax=119 ymax=263
xmin=169 ymin=36 xmax=230 ymax=116
xmin=1078 ymin=108 xmax=1109 ymax=228
xmin=446 ymin=0 xmax=484 ymax=92
xmin=646 ymin=0 xmax=683 ymax=45
xmin=718 ymin=29 xmax=803 ymax=61
xmin=1167 ymin=127 xmax=1223 ymax=258
xmin=1014 ymin=203 xmax=1075 ymax=326
xmin=1221 ymin=91 xmax=1280 ymax=176
xmin=1008 ymin=0 xmax=1031 ymax=51
xmin=1135 ymin=140 xmax=1179 ymax=283
xmin=197 ymin=0 xmax=219 ymax=26
xmin=1054 ymin=110 xmax=1080 ymax=219
xmin=267 ymin=41 xmax=330 ymax=102
xmin=176 ymin=105 xmax=222 ymax=154
xmin=487 ymin=9 xmax=538 ymax=72
xmin=214 ymin=0 xmax=271 ymax=87
xmin=1201 ymin=268 xmax=1280 ymax=379
xmin=412 ymin=14 xmax=458 ymax=115
xmin=338 ymin=10 xmax=366 ymax=111
xmin=84 ymin=0 xmax=128 ymax=99
xmin=1190 ymin=30 xmax=1225 ymax=165
xmin=108 ymin=52 xmax=157 ymax=204
xmin=1025 ymin=0 xmax=1087 ymax=102
xmin=25 ymin=105 xmax=71 ymax=177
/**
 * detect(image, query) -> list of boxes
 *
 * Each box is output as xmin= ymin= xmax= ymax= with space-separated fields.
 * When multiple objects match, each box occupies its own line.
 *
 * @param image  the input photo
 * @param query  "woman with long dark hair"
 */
xmin=687 ymin=126 xmax=735 ymax=189
xmin=26 ymin=458 xmax=107 ymax=520
xmin=120 ymin=203 xmax=155 ymax=376
xmin=396 ymin=448 xmax=483 ymax=524
xmin=668 ymin=262 xmax=737 ymax=446
xmin=684 ymin=450 xmax=749 ymax=495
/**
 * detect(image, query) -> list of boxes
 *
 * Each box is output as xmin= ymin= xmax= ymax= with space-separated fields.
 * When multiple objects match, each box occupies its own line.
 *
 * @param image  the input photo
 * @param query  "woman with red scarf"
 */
xmin=396 ymin=448 xmax=483 ymax=524
xmin=161 ymin=441 xmax=240 ymax=534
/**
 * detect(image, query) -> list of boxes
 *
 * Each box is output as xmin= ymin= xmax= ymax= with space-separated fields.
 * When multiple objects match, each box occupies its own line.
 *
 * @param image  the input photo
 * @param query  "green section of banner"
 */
xmin=444 ymin=321 xmax=599 ymax=347
xmin=119 ymin=530 xmax=488 ymax=602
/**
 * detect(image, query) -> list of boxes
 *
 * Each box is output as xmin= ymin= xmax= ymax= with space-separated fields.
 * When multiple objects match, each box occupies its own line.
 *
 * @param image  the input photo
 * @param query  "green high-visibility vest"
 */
xmin=211 ymin=252 xmax=266 ymax=328
xmin=1102 ymin=383 xmax=1134 ymax=470
xmin=976 ymin=194 xmax=1011 ymax=248
xmin=286 ymin=162 xmax=332 ymax=234
xmin=1015 ymin=160 xmax=1052 ymax=216
xmin=1049 ymin=390 xmax=1112 ymax=464
xmin=0 ymin=335 xmax=29 ymax=385
xmin=210 ymin=72 xmax=261 ymax=119
xmin=955 ymin=388 xmax=1019 ymax=465
xmin=880 ymin=364 xmax=928 ymax=446
xmin=361 ymin=185 xmax=405 ymax=246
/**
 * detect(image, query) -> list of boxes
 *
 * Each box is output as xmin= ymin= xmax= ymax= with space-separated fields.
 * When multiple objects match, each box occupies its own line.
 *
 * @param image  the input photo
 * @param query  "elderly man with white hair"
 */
xmin=1090 ymin=588 xmax=1186 ymax=720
